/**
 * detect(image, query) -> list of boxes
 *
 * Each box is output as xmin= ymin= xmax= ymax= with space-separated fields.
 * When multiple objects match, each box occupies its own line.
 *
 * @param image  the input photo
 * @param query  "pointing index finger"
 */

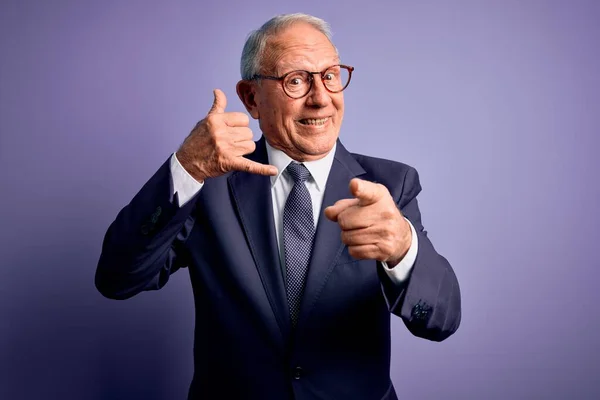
xmin=350 ymin=178 xmax=385 ymax=206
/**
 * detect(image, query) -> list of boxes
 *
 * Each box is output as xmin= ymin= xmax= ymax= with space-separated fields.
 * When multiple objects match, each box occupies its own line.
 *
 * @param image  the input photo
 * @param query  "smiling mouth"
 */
xmin=298 ymin=117 xmax=329 ymax=126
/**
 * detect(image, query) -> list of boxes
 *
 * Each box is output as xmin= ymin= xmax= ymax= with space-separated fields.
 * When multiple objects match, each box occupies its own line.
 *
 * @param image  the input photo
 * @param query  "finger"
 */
xmin=336 ymin=206 xmax=374 ymax=230
xmin=341 ymin=227 xmax=379 ymax=246
xmin=350 ymin=178 xmax=386 ymax=206
xmin=230 ymin=139 xmax=256 ymax=156
xmin=347 ymin=244 xmax=380 ymax=260
xmin=227 ymin=126 xmax=254 ymax=142
xmin=324 ymin=198 xmax=359 ymax=222
xmin=208 ymin=88 xmax=227 ymax=115
xmin=229 ymin=157 xmax=278 ymax=176
xmin=222 ymin=111 xmax=250 ymax=127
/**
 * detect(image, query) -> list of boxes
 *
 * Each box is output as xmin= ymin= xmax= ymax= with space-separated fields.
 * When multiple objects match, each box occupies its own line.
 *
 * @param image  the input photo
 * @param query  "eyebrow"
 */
xmin=276 ymin=60 xmax=341 ymax=75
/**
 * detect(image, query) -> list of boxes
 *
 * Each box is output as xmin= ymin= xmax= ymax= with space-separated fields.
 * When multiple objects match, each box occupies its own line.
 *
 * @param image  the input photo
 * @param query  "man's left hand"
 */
xmin=324 ymin=178 xmax=412 ymax=267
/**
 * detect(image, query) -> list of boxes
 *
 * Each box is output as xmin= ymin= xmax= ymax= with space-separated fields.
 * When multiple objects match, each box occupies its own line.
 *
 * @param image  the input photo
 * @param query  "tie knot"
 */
xmin=286 ymin=162 xmax=311 ymax=183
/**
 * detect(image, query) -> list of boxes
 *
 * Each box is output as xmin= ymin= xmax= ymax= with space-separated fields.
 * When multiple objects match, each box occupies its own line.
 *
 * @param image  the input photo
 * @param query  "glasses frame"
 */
xmin=251 ymin=64 xmax=354 ymax=99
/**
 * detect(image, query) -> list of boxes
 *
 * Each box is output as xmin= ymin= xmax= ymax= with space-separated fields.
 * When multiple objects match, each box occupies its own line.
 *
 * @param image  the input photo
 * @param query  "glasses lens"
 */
xmin=283 ymin=71 xmax=311 ymax=98
xmin=322 ymin=65 xmax=350 ymax=92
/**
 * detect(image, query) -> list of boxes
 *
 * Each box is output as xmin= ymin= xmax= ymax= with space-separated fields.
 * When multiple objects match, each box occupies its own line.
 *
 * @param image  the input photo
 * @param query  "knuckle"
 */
xmin=382 ymin=228 xmax=393 ymax=240
xmin=340 ymin=231 xmax=350 ymax=244
xmin=206 ymin=115 xmax=225 ymax=133
xmin=337 ymin=214 xmax=348 ymax=230
xmin=348 ymin=247 xmax=363 ymax=259
xmin=375 ymin=223 xmax=388 ymax=236
xmin=381 ymin=209 xmax=394 ymax=221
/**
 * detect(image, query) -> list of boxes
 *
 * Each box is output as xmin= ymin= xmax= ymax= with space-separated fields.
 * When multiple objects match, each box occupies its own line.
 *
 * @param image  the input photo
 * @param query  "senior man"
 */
xmin=96 ymin=13 xmax=461 ymax=400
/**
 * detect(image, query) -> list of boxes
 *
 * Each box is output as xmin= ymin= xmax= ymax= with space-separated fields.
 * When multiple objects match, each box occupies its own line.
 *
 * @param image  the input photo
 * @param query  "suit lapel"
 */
xmin=228 ymin=137 xmax=290 ymax=346
xmin=296 ymin=140 xmax=366 ymax=330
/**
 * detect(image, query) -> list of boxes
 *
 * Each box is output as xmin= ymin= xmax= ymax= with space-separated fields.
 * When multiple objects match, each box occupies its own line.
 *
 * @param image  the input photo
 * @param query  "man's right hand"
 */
xmin=176 ymin=89 xmax=278 ymax=182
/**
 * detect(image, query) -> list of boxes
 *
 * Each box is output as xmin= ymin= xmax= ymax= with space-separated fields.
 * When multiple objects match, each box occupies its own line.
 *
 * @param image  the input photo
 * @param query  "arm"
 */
xmin=95 ymin=89 xmax=276 ymax=300
xmin=95 ymin=154 xmax=202 ymax=300
xmin=379 ymin=167 xmax=461 ymax=342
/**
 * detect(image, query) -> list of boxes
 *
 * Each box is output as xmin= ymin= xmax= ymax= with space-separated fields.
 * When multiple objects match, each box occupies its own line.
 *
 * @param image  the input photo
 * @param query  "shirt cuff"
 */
xmin=380 ymin=217 xmax=418 ymax=285
xmin=169 ymin=153 xmax=204 ymax=207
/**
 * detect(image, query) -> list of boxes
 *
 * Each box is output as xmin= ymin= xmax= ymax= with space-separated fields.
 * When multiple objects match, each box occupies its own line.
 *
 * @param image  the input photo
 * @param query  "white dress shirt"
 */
xmin=169 ymin=141 xmax=419 ymax=285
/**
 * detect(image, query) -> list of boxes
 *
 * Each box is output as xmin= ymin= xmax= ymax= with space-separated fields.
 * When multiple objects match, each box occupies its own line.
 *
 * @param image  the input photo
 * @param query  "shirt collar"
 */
xmin=265 ymin=139 xmax=337 ymax=192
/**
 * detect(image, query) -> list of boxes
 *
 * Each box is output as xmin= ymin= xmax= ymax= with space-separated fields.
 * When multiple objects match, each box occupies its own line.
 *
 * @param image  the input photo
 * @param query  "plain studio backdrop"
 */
xmin=1 ymin=0 xmax=599 ymax=399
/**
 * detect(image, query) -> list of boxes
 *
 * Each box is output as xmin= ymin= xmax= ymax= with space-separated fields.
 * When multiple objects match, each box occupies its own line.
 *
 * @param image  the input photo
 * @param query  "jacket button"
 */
xmin=293 ymin=366 xmax=303 ymax=380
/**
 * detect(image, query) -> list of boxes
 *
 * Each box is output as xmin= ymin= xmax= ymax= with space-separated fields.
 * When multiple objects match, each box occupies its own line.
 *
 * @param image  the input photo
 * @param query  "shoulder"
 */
xmin=350 ymin=152 xmax=415 ymax=177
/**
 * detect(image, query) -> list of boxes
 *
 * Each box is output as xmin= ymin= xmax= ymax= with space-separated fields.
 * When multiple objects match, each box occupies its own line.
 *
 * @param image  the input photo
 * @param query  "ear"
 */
xmin=236 ymin=80 xmax=260 ymax=119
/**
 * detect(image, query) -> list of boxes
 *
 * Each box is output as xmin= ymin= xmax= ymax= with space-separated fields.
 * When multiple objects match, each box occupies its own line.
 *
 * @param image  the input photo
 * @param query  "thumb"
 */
xmin=208 ymin=88 xmax=227 ymax=114
xmin=324 ymin=198 xmax=359 ymax=222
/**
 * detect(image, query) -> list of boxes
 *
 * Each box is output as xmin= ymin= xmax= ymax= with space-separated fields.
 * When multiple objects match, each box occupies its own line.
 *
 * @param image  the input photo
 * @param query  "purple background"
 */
xmin=1 ymin=0 xmax=599 ymax=399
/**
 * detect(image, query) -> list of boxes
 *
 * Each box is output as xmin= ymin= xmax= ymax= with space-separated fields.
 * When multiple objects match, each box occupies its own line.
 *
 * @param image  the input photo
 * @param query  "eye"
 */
xmin=323 ymin=73 xmax=335 ymax=81
xmin=284 ymin=72 xmax=309 ymax=92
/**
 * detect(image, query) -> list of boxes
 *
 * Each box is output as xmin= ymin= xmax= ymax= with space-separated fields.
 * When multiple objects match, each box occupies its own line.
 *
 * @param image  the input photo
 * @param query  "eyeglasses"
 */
xmin=252 ymin=64 xmax=354 ymax=99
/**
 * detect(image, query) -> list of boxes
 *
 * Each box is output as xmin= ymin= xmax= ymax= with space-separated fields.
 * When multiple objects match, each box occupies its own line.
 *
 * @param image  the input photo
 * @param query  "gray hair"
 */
xmin=240 ymin=13 xmax=338 ymax=80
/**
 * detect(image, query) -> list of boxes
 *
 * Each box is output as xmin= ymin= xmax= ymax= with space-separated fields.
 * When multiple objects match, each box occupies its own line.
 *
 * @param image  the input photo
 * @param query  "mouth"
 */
xmin=298 ymin=117 xmax=330 ymax=126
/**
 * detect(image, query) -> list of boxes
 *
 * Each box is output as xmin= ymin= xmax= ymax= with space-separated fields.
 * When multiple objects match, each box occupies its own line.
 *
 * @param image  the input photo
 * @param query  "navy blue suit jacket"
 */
xmin=95 ymin=137 xmax=461 ymax=400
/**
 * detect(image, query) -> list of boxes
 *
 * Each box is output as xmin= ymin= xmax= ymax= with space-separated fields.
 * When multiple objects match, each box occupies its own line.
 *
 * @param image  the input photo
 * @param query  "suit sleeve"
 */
xmin=95 ymin=156 xmax=199 ymax=300
xmin=378 ymin=166 xmax=461 ymax=341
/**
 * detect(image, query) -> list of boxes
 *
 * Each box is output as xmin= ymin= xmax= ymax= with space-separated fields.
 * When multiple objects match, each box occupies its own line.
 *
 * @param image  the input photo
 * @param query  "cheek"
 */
xmin=263 ymin=98 xmax=292 ymax=122
xmin=333 ymin=97 xmax=344 ymax=120
xmin=279 ymin=104 xmax=301 ymax=126
xmin=260 ymin=103 xmax=291 ymax=137
xmin=258 ymin=93 xmax=302 ymax=134
xmin=258 ymin=98 xmax=278 ymax=123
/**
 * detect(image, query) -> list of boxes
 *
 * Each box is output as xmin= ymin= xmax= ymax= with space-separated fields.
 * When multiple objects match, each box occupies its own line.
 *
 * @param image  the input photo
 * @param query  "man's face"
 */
xmin=239 ymin=23 xmax=344 ymax=162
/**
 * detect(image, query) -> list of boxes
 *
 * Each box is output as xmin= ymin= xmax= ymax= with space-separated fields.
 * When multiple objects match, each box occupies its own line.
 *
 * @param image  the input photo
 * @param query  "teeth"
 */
xmin=301 ymin=118 xmax=328 ymax=126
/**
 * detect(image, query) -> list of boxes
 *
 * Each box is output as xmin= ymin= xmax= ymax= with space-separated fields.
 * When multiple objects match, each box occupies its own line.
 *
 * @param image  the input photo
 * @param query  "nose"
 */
xmin=305 ymin=74 xmax=332 ymax=108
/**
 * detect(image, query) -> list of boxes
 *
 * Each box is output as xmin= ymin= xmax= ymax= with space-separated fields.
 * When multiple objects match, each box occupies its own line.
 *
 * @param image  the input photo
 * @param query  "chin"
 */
xmin=296 ymin=134 xmax=337 ymax=157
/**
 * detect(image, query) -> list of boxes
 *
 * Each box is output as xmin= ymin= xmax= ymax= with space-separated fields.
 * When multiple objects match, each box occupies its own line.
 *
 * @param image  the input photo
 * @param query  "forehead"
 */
xmin=263 ymin=23 xmax=339 ymax=73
